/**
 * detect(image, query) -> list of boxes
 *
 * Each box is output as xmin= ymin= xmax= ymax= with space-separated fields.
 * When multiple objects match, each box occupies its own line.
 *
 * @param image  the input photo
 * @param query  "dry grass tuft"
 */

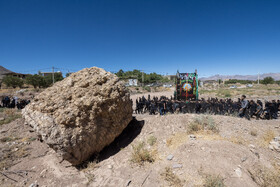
xmin=228 ymin=136 xmax=247 ymax=145
xmin=131 ymin=142 xmax=155 ymax=165
xmin=250 ymin=129 xmax=258 ymax=137
xmin=187 ymin=115 xmax=219 ymax=134
xmin=166 ymin=132 xmax=189 ymax=149
xmin=203 ymin=174 xmax=226 ymax=187
xmin=248 ymin=164 xmax=280 ymax=187
xmin=0 ymin=136 xmax=19 ymax=143
xmin=0 ymin=108 xmax=22 ymax=126
xmin=161 ymin=167 xmax=183 ymax=187
xmin=258 ymin=130 xmax=275 ymax=147
xmin=147 ymin=135 xmax=157 ymax=146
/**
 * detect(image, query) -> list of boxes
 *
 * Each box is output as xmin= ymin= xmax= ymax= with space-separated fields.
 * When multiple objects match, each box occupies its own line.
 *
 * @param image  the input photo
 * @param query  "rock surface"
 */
xmin=269 ymin=136 xmax=280 ymax=152
xmin=22 ymin=67 xmax=133 ymax=165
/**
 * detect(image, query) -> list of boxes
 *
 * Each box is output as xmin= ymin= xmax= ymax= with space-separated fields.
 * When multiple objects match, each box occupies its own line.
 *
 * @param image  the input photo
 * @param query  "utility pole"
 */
xmin=258 ymin=72 xmax=260 ymax=85
xmin=142 ymin=70 xmax=144 ymax=87
xmin=52 ymin=66 xmax=55 ymax=84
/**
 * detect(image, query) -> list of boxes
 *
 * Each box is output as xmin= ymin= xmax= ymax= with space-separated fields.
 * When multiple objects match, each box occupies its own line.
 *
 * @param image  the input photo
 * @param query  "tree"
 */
xmin=116 ymin=69 xmax=124 ymax=77
xmin=25 ymin=74 xmax=47 ymax=88
xmin=261 ymin=77 xmax=275 ymax=85
xmin=2 ymin=75 xmax=24 ymax=88
xmin=44 ymin=73 xmax=64 ymax=87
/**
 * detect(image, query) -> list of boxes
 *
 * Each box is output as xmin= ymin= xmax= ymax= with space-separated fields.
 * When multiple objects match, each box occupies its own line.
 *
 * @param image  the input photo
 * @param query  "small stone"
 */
xmin=241 ymin=157 xmax=247 ymax=162
xmin=29 ymin=183 xmax=39 ymax=187
xmin=235 ymin=168 xmax=242 ymax=178
xmin=173 ymin=164 xmax=183 ymax=168
xmin=126 ymin=180 xmax=131 ymax=186
xmin=0 ymin=117 xmax=5 ymax=121
xmin=40 ymin=169 xmax=47 ymax=176
xmin=167 ymin=155 xmax=174 ymax=160
xmin=249 ymin=144 xmax=255 ymax=149
xmin=189 ymin=135 xmax=196 ymax=140
xmin=107 ymin=165 xmax=113 ymax=169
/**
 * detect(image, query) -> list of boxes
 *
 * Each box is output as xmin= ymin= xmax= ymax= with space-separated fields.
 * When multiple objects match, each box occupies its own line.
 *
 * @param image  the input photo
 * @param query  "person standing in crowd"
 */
xmin=238 ymin=95 xmax=250 ymax=120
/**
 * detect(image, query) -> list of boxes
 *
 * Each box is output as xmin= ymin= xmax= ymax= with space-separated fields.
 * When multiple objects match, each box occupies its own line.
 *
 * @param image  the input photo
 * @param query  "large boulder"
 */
xmin=22 ymin=67 xmax=133 ymax=165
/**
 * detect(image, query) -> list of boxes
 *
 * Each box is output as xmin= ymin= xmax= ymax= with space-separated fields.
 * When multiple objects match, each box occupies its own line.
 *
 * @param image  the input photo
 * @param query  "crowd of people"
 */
xmin=0 ymin=96 xmax=30 ymax=109
xmin=135 ymin=95 xmax=280 ymax=120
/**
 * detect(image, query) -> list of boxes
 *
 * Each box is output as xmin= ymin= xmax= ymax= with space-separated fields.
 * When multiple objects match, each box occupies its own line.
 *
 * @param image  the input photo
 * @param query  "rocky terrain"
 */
xmin=0 ymin=110 xmax=280 ymax=186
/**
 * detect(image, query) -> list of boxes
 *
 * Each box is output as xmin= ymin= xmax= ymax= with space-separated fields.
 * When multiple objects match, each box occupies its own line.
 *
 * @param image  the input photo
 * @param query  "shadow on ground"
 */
xmin=78 ymin=117 xmax=144 ymax=168
xmin=98 ymin=117 xmax=145 ymax=161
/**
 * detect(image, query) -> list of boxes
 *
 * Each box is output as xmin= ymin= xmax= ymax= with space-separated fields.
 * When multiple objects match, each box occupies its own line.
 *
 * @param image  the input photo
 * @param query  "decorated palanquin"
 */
xmin=174 ymin=70 xmax=198 ymax=101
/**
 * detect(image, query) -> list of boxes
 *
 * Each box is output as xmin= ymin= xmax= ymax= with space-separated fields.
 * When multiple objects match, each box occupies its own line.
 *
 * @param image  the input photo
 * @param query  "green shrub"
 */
xmin=144 ymin=86 xmax=151 ymax=92
xmin=2 ymin=76 xmax=24 ymax=88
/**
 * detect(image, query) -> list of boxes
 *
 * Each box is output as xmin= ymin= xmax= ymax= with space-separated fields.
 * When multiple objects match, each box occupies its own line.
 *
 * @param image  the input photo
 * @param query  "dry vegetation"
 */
xmin=203 ymin=174 xmax=226 ymax=187
xmin=248 ymin=164 xmax=280 ymax=187
xmin=199 ymin=84 xmax=280 ymax=98
xmin=161 ymin=167 xmax=183 ymax=187
xmin=258 ymin=129 xmax=276 ymax=147
xmin=0 ymin=108 xmax=21 ymax=126
xmin=187 ymin=115 xmax=219 ymax=134
xmin=130 ymin=141 xmax=156 ymax=165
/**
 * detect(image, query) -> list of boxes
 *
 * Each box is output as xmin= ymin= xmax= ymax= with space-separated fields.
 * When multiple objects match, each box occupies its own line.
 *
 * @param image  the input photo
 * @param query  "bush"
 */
xmin=131 ymin=142 xmax=155 ymax=165
xmin=44 ymin=73 xmax=64 ymax=86
xmin=224 ymin=93 xmax=231 ymax=98
xmin=187 ymin=115 xmax=219 ymax=134
xmin=261 ymin=77 xmax=275 ymax=85
xmin=25 ymin=74 xmax=47 ymax=88
xmin=204 ymin=174 xmax=225 ymax=187
xmin=2 ymin=76 xmax=24 ymax=88
xmin=26 ymin=73 xmax=64 ymax=88
xmin=144 ymin=86 xmax=151 ymax=92
xmin=248 ymin=164 xmax=280 ymax=187
xmin=161 ymin=167 xmax=183 ymax=187
xmin=147 ymin=136 xmax=157 ymax=146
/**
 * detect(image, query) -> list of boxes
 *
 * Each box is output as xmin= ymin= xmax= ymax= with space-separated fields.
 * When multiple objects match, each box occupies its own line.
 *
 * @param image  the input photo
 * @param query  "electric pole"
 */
xmin=142 ymin=70 xmax=144 ymax=87
xmin=52 ymin=66 xmax=55 ymax=84
xmin=258 ymin=72 xmax=260 ymax=85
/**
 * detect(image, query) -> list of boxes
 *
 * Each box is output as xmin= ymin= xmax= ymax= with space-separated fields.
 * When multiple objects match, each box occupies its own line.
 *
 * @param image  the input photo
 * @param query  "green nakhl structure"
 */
xmin=174 ymin=70 xmax=199 ymax=101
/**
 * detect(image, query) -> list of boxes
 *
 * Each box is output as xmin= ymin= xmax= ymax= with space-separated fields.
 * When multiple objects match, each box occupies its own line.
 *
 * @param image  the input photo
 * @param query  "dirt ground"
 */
xmin=0 ymin=88 xmax=280 ymax=187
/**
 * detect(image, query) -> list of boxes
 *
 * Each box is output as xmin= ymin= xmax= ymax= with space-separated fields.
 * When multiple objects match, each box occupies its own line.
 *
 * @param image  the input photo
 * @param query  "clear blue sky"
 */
xmin=1 ymin=0 xmax=280 ymax=77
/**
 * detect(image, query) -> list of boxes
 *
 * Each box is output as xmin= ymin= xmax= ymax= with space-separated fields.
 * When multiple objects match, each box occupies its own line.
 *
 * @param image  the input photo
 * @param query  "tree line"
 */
xmin=223 ymin=77 xmax=280 ymax=85
xmin=115 ymin=69 xmax=170 ymax=84
xmin=1 ymin=73 xmax=63 ymax=88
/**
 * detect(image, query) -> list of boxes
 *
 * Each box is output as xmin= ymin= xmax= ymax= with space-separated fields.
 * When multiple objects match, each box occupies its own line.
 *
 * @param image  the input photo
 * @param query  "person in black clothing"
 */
xmin=195 ymin=100 xmax=202 ymax=114
xmin=254 ymin=100 xmax=263 ymax=120
xmin=238 ymin=95 xmax=250 ymax=120
xmin=149 ymin=101 xmax=157 ymax=115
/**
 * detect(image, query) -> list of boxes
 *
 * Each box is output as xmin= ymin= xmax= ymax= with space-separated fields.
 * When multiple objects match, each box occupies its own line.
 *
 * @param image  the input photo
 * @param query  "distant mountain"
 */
xmin=199 ymin=73 xmax=280 ymax=81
